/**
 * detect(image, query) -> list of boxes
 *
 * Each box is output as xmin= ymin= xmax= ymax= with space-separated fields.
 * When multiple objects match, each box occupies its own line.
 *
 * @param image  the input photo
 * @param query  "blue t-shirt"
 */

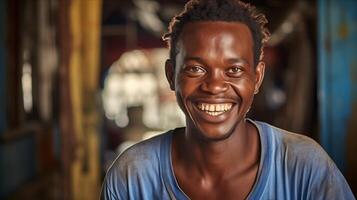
xmin=102 ymin=120 xmax=355 ymax=200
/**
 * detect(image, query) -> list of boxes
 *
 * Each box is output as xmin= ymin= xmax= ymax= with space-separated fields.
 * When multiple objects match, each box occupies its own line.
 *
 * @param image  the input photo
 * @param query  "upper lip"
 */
xmin=192 ymin=98 xmax=237 ymax=104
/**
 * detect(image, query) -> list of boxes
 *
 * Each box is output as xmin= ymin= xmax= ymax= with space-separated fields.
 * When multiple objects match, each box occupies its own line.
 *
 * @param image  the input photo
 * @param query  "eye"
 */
xmin=184 ymin=65 xmax=206 ymax=76
xmin=227 ymin=66 xmax=243 ymax=75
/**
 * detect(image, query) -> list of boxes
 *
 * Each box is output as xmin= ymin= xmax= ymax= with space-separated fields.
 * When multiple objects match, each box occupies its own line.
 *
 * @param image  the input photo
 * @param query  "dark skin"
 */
xmin=165 ymin=21 xmax=265 ymax=199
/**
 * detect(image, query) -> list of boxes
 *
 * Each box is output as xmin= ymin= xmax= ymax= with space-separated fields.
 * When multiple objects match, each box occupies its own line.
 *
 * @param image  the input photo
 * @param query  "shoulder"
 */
xmin=256 ymin=120 xmax=330 ymax=164
xmin=101 ymin=130 xmax=173 ymax=199
xmin=254 ymin=120 xmax=336 ymax=177
xmin=109 ymin=130 xmax=172 ymax=176
xmin=255 ymin=121 xmax=354 ymax=199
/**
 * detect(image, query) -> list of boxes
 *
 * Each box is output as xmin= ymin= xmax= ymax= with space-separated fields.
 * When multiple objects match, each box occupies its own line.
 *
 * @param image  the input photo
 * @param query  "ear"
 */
xmin=165 ymin=59 xmax=175 ymax=91
xmin=254 ymin=61 xmax=265 ymax=94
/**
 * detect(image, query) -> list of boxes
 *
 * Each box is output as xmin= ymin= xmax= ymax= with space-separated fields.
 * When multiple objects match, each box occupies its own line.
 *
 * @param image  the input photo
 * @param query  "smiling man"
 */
xmin=101 ymin=0 xmax=354 ymax=199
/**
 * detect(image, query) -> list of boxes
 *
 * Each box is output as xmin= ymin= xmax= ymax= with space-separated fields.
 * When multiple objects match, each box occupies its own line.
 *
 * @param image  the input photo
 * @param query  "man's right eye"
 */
xmin=184 ymin=65 xmax=206 ymax=75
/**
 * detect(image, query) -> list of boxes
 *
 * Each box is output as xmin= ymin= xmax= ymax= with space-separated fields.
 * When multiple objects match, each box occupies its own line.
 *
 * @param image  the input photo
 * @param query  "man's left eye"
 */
xmin=227 ymin=66 xmax=242 ymax=74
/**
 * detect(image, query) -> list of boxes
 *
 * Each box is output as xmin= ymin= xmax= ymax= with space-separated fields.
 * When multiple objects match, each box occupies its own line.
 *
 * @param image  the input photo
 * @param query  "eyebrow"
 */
xmin=184 ymin=56 xmax=205 ymax=63
xmin=225 ymin=58 xmax=249 ymax=65
xmin=184 ymin=57 xmax=249 ymax=65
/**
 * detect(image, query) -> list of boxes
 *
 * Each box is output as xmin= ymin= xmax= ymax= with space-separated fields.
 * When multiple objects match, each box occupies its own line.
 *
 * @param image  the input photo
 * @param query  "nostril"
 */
xmin=200 ymin=80 xmax=229 ymax=94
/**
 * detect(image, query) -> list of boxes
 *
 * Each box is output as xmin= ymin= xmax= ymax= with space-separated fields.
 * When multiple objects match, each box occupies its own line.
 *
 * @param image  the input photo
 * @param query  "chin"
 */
xmin=192 ymin=122 xmax=237 ymax=142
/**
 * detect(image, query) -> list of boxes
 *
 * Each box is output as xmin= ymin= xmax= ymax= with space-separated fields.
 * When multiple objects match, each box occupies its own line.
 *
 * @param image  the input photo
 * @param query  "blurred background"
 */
xmin=0 ymin=0 xmax=356 ymax=199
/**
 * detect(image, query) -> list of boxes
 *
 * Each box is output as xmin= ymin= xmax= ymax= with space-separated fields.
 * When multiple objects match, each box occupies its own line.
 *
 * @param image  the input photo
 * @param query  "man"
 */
xmin=102 ymin=0 xmax=355 ymax=199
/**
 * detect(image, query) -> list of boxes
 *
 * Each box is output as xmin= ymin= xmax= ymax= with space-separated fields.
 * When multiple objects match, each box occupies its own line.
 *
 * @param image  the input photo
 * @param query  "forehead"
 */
xmin=181 ymin=21 xmax=252 ymax=38
xmin=178 ymin=21 xmax=254 ymax=63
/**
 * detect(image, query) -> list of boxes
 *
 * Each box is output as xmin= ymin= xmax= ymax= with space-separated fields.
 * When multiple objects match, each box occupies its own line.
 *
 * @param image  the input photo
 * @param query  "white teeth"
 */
xmin=216 ymin=105 xmax=223 ymax=112
xmin=197 ymin=103 xmax=233 ymax=116
xmin=205 ymin=104 xmax=209 ymax=111
xmin=209 ymin=105 xmax=215 ymax=111
xmin=207 ymin=111 xmax=224 ymax=116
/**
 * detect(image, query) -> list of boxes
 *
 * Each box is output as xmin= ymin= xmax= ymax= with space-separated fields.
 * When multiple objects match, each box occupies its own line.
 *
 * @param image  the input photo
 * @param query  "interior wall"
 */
xmin=0 ymin=0 xmax=37 ymax=197
xmin=318 ymin=0 xmax=357 ymax=194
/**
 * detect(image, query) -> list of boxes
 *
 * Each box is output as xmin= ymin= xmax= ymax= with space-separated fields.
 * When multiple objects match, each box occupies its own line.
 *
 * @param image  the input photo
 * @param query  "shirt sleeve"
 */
xmin=309 ymin=160 xmax=355 ymax=200
xmin=100 ymin=165 xmax=128 ymax=200
xmin=101 ymin=180 xmax=119 ymax=200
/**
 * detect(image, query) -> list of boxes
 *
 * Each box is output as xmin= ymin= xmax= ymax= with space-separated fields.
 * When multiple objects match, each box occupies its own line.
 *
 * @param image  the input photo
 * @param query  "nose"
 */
xmin=200 ymin=70 xmax=229 ymax=94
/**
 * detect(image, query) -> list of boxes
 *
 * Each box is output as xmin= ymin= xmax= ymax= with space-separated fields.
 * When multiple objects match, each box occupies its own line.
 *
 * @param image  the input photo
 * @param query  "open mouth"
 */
xmin=197 ymin=102 xmax=233 ymax=116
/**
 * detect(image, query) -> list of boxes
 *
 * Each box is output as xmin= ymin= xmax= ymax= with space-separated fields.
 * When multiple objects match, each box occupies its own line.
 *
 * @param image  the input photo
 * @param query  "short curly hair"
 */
xmin=162 ymin=0 xmax=270 ymax=67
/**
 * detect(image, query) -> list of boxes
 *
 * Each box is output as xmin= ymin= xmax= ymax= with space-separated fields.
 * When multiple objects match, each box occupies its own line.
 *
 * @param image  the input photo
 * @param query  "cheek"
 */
xmin=231 ymin=78 xmax=256 ymax=100
xmin=175 ymin=77 xmax=192 ymax=107
xmin=176 ymin=76 xmax=197 ymax=97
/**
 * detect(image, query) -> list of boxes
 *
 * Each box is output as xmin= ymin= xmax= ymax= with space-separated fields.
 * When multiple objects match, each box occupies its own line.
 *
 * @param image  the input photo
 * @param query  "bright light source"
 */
xmin=22 ymin=62 xmax=33 ymax=113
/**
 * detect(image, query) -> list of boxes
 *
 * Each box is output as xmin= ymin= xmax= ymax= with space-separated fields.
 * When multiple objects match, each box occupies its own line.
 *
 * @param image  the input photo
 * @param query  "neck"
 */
xmin=175 ymin=120 xmax=260 ymax=180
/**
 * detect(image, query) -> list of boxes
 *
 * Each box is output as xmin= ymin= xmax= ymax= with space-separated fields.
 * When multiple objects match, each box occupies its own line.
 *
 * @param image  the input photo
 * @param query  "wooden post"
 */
xmin=68 ymin=0 xmax=102 ymax=199
xmin=58 ymin=0 xmax=102 ymax=198
xmin=58 ymin=0 xmax=75 ymax=199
